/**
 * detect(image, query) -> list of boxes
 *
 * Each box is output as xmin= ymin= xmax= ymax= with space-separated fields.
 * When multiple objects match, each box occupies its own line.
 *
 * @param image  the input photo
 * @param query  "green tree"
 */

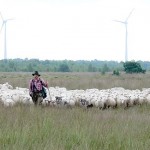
xmin=28 ymin=63 xmax=34 ymax=72
xmin=102 ymin=64 xmax=109 ymax=72
xmin=123 ymin=61 xmax=146 ymax=73
xmin=88 ymin=64 xmax=93 ymax=72
xmin=113 ymin=69 xmax=120 ymax=76
xmin=88 ymin=64 xmax=97 ymax=72
xmin=58 ymin=64 xmax=70 ymax=72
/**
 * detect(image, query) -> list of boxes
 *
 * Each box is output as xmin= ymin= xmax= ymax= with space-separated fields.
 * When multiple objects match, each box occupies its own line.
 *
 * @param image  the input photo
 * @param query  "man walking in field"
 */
xmin=29 ymin=71 xmax=48 ymax=105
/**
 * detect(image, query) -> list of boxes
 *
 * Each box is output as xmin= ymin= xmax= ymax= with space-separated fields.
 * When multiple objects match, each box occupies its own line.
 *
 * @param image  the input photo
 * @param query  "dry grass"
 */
xmin=1 ymin=72 xmax=150 ymax=150
xmin=0 ymin=72 xmax=150 ymax=90
xmin=0 ymin=104 xmax=150 ymax=150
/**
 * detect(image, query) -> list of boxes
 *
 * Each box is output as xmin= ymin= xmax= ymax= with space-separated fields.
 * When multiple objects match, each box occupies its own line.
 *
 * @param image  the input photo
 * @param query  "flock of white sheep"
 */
xmin=1 ymin=82 xmax=150 ymax=109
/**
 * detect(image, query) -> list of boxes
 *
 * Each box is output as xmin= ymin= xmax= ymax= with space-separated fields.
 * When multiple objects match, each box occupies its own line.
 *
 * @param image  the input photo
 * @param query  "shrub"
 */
xmin=123 ymin=61 xmax=146 ymax=74
xmin=113 ymin=70 xmax=120 ymax=76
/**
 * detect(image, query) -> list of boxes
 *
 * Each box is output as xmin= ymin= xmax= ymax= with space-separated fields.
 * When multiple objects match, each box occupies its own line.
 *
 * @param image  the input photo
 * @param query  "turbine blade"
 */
xmin=126 ymin=8 xmax=134 ymax=22
xmin=0 ymin=12 xmax=4 ymax=21
xmin=112 ymin=20 xmax=125 ymax=24
xmin=0 ymin=22 xmax=4 ymax=34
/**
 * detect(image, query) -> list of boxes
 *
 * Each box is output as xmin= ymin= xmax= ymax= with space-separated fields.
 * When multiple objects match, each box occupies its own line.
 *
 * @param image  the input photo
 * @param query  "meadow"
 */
xmin=0 ymin=72 xmax=150 ymax=150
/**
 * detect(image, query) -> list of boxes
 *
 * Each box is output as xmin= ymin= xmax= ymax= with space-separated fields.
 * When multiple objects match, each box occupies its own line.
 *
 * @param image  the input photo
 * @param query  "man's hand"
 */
xmin=29 ymin=92 xmax=33 ymax=97
xmin=45 ymin=81 xmax=48 ymax=87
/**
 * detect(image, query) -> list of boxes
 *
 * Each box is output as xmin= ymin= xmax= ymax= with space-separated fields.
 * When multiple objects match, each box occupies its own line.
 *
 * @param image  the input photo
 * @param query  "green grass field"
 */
xmin=1 ymin=72 xmax=150 ymax=150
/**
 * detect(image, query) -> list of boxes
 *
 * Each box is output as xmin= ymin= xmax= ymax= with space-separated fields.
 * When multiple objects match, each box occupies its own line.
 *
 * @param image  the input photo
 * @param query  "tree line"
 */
xmin=0 ymin=58 xmax=149 ymax=73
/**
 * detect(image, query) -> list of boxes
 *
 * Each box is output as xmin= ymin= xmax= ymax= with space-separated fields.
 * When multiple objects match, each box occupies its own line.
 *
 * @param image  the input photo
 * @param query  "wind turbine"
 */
xmin=0 ymin=12 xmax=13 ymax=60
xmin=113 ymin=9 xmax=134 ymax=62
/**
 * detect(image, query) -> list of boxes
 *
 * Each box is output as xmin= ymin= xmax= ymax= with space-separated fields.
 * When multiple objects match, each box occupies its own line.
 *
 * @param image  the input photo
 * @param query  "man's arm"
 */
xmin=40 ymin=78 xmax=48 ymax=88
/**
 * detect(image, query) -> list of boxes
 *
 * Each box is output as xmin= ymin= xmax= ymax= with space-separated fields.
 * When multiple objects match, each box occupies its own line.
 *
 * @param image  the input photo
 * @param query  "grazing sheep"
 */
xmin=55 ymin=96 xmax=63 ymax=106
xmin=1 ymin=82 xmax=150 ymax=109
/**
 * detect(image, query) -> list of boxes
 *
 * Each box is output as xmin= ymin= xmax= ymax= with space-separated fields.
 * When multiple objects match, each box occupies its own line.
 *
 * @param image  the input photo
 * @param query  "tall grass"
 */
xmin=1 ymin=72 xmax=150 ymax=90
xmin=1 ymin=72 xmax=150 ymax=149
xmin=1 ymin=104 xmax=150 ymax=150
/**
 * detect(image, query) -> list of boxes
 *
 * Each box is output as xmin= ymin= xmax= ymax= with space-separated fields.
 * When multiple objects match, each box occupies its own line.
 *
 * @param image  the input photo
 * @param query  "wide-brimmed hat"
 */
xmin=32 ymin=71 xmax=40 ymax=76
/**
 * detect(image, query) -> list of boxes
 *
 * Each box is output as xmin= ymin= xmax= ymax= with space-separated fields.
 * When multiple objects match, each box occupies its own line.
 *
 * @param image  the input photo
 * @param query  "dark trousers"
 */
xmin=32 ymin=92 xmax=43 ymax=105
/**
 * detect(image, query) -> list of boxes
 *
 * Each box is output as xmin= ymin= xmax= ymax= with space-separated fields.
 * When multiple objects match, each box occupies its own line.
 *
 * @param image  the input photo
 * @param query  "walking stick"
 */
xmin=45 ymin=80 xmax=52 ymax=105
xmin=46 ymin=85 xmax=52 ymax=105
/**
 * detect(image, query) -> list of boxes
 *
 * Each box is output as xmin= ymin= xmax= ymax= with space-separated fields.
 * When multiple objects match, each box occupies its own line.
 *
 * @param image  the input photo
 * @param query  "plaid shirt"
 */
xmin=29 ymin=78 xmax=47 ymax=93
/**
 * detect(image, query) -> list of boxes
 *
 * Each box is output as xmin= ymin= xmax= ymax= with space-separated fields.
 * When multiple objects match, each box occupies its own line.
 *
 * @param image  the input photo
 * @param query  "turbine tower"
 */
xmin=0 ymin=12 xmax=13 ymax=60
xmin=113 ymin=9 xmax=134 ymax=62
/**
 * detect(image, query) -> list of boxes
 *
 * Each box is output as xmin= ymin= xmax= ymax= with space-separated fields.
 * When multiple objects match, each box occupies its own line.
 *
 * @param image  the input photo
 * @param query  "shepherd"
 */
xmin=29 ymin=71 xmax=48 ymax=105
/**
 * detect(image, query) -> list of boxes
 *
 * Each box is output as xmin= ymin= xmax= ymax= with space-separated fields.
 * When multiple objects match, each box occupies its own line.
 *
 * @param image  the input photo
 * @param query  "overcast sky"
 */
xmin=0 ymin=0 xmax=150 ymax=61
